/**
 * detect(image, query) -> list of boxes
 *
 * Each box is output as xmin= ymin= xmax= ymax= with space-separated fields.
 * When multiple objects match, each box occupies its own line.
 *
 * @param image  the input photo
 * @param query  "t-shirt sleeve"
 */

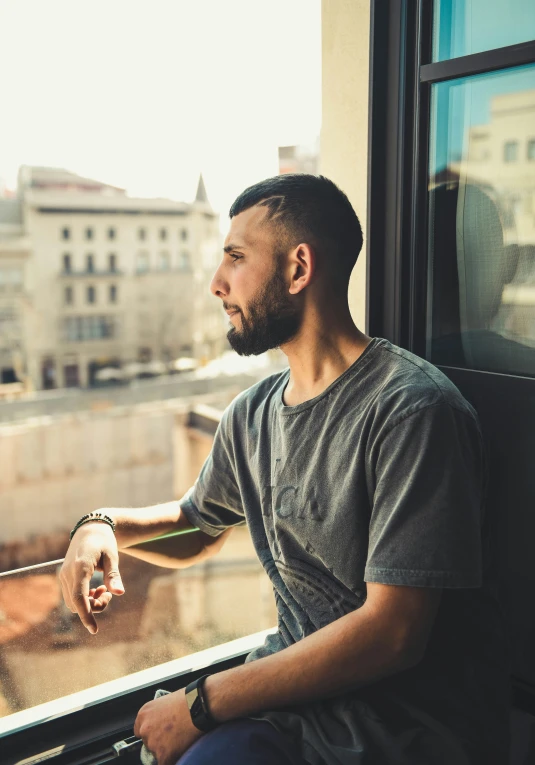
xmin=180 ymin=407 xmax=245 ymax=537
xmin=364 ymin=402 xmax=485 ymax=588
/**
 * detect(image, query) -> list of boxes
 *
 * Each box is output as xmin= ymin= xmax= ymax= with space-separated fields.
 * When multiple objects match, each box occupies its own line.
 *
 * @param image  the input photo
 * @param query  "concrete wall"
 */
xmin=321 ymin=0 xmax=370 ymax=331
xmin=0 ymin=400 xmax=187 ymax=543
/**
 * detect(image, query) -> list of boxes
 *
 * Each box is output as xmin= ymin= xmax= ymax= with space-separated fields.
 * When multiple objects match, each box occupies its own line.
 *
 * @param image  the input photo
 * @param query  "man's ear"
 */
xmin=288 ymin=243 xmax=315 ymax=295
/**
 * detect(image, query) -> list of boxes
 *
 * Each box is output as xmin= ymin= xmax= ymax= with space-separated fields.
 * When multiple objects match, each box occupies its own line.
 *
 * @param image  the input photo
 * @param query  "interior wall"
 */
xmin=320 ymin=0 xmax=370 ymax=331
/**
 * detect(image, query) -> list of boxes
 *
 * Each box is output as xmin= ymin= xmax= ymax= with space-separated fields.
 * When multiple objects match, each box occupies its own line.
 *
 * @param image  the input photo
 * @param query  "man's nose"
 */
xmin=210 ymin=265 xmax=228 ymax=298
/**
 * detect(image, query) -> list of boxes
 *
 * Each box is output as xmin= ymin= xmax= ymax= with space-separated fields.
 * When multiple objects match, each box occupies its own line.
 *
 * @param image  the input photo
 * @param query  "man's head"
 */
xmin=210 ymin=174 xmax=363 ymax=356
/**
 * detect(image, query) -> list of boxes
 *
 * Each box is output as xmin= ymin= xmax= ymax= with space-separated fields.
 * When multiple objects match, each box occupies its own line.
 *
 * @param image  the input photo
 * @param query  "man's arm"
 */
xmin=60 ymin=498 xmax=231 ymax=634
xmin=205 ymin=581 xmax=441 ymax=716
xmin=134 ymin=582 xmax=442 ymax=764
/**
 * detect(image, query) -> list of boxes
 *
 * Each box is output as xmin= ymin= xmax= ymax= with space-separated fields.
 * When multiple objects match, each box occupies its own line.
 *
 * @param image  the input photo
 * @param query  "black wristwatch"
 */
xmin=185 ymin=675 xmax=218 ymax=733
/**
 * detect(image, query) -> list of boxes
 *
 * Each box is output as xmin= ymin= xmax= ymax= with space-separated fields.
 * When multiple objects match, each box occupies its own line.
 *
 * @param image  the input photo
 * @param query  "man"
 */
xmin=61 ymin=175 xmax=510 ymax=765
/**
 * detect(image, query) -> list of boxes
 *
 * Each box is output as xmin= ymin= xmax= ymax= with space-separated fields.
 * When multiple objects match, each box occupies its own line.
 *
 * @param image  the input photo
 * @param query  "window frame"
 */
xmin=0 ymin=631 xmax=263 ymax=764
xmin=368 ymin=0 xmax=535 ymax=716
xmin=367 ymin=1 xmax=535 ymax=356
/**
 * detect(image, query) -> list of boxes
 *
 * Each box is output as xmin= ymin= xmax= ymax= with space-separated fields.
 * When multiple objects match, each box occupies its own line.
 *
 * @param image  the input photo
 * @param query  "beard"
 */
xmin=226 ymin=265 xmax=302 ymax=356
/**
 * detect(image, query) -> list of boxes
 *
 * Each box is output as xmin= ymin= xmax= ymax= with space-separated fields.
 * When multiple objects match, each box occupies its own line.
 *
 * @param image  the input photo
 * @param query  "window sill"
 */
xmin=0 ymin=627 xmax=275 ymax=739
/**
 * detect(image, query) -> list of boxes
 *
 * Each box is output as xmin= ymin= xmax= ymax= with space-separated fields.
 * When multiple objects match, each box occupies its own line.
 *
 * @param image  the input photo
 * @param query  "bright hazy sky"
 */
xmin=0 ymin=0 xmax=321 ymax=225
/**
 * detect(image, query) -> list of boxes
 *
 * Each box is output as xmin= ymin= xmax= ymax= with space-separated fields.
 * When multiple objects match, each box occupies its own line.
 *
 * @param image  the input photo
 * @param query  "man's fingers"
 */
xmin=72 ymin=566 xmax=98 ymax=634
xmin=101 ymin=552 xmax=125 ymax=595
xmin=89 ymin=586 xmax=113 ymax=613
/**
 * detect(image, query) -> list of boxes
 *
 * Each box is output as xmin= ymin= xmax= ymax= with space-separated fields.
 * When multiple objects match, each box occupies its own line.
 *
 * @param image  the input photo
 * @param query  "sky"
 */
xmin=0 ymin=0 xmax=321 ymax=226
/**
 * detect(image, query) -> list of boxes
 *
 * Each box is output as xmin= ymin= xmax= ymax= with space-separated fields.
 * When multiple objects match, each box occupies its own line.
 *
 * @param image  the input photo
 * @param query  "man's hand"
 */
xmin=134 ymin=689 xmax=203 ymax=765
xmin=60 ymin=520 xmax=125 ymax=634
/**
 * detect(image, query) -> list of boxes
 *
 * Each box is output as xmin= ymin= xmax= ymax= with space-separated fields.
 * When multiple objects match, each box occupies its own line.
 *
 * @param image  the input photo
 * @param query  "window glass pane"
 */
xmin=0 ymin=552 xmax=275 ymax=715
xmin=0 ymin=0 xmax=319 ymax=722
xmin=427 ymin=64 xmax=535 ymax=377
xmin=433 ymin=0 xmax=535 ymax=62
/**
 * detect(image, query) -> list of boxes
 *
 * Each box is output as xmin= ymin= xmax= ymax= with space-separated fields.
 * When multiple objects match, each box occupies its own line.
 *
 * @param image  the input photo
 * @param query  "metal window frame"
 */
xmin=367 ymin=0 xmax=535 ymax=715
xmin=367 ymin=0 xmax=535 ymax=354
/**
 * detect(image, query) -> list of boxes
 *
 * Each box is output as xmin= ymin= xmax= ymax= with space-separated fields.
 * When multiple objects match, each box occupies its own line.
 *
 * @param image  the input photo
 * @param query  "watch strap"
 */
xmin=185 ymin=674 xmax=217 ymax=733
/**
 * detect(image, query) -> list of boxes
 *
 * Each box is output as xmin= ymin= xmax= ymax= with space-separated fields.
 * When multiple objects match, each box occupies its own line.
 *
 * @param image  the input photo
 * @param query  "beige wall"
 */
xmin=321 ymin=0 xmax=370 ymax=331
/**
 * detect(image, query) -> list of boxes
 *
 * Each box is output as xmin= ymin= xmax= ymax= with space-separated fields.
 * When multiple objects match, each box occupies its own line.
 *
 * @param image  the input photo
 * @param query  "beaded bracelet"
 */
xmin=69 ymin=511 xmax=116 ymax=541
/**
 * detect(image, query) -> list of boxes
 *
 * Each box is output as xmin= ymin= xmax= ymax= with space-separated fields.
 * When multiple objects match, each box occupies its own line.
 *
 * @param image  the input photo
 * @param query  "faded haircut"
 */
xmin=229 ymin=174 xmax=363 ymax=284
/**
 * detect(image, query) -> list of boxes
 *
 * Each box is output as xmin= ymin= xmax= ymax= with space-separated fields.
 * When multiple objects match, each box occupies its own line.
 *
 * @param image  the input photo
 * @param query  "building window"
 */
xmin=178 ymin=251 xmax=190 ymax=271
xmin=65 ymin=286 xmax=74 ymax=305
xmin=109 ymin=284 xmax=117 ymax=303
xmin=181 ymin=228 xmax=188 ymax=241
xmin=63 ymin=315 xmax=116 ymax=342
xmin=528 ymin=139 xmax=535 ymax=161
xmin=85 ymin=227 xmax=94 ymax=240
xmin=160 ymin=227 xmax=167 ymax=241
xmin=61 ymin=227 xmax=70 ymax=240
xmin=109 ymin=253 xmax=117 ymax=272
xmin=86 ymin=254 xmax=95 ymax=272
xmin=159 ymin=251 xmax=170 ymax=270
xmin=136 ymin=252 xmax=149 ymax=273
xmin=63 ymin=254 xmax=72 ymax=273
xmin=0 ymin=268 xmax=23 ymax=291
xmin=138 ymin=227 xmax=146 ymax=241
xmin=87 ymin=285 xmax=96 ymax=304
xmin=108 ymin=227 xmax=116 ymax=240
xmin=504 ymin=141 xmax=518 ymax=162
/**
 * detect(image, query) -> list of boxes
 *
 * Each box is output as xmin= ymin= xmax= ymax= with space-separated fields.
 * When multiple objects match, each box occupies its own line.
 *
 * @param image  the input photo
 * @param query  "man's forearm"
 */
xmin=204 ymin=601 xmax=420 ymax=722
xmin=108 ymin=500 xmax=192 ymax=548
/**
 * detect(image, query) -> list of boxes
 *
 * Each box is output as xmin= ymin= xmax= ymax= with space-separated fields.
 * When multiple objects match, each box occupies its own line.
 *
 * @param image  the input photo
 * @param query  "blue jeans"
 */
xmin=176 ymin=719 xmax=307 ymax=764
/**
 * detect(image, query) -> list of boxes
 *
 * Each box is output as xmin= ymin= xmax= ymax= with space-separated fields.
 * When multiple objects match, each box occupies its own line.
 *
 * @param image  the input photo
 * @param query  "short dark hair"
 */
xmin=229 ymin=174 xmax=363 ymax=283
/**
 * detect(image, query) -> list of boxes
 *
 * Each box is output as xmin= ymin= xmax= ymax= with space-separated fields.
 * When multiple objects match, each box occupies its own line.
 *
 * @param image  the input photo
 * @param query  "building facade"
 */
xmin=0 ymin=167 xmax=227 ymax=390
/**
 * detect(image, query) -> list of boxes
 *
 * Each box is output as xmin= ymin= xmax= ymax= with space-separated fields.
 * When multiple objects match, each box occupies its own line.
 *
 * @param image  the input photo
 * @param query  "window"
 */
xmin=159 ymin=227 xmax=167 ymax=241
xmin=181 ymin=228 xmax=188 ymax=241
xmin=61 ymin=227 xmax=70 ymax=240
xmin=178 ymin=250 xmax=190 ymax=271
xmin=427 ymin=65 xmax=535 ymax=377
xmin=159 ymin=251 xmax=170 ymax=270
xmin=62 ymin=315 xmax=117 ymax=341
xmin=528 ymin=139 xmax=535 ymax=160
xmin=109 ymin=253 xmax=117 ymax=271
xmin=138 ymin=227 xmax=146 ymax=240
xmin=109 ymin=284 xmax=117 ymax=303
xmin=504 ymin=141 xmax=518 ymax=162
xmin=86 ymin=254 xmax=95 ymax=272
xmin=136 ymin=251 xmax=149 ymax=273
xmin=87 ymin=285 xmax=96 ymax=304
xmin=0 ymin=268 xmax=23 ymax=290
xmin=63 ymin=253 xmax=72 ymax=273
xmin=64 ymin=286 xmax=73 ymax=305
xmin=85 ymin=227 xmax=93 ymax=240
xmin=432 ymin=0 xmax=535 ymax=61
xmin=108 ymin=227 xmax=116 ymax=240
xmin=8 ymin=268 xmax=23 ymax=289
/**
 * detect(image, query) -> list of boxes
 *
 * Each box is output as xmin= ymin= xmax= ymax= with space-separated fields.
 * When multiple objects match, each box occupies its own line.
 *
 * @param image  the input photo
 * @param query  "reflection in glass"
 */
xmin=427 ymin=65 xmax=535 ymax=377
xmin=432 ymin=0 xmax=535 ymax=62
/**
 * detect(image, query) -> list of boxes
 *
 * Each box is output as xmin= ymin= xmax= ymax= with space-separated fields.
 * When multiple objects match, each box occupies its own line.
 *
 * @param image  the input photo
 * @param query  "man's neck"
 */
xmin=281 ymin=324 xmax=372 ymax=407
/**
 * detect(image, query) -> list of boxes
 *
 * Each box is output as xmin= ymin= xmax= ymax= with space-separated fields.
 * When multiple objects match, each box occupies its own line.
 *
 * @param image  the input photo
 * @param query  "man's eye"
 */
xmin=230 ymin=254 xmax=242 ymax=262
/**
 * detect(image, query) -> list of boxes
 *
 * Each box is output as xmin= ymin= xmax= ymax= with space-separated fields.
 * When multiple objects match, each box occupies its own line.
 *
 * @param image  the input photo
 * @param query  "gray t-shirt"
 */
xmin=181 ymin=338 xmax=510 ymax=765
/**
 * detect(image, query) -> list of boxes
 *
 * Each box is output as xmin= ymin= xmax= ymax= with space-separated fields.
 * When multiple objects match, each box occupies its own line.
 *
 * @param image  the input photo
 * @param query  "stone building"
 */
xmin=0 ymin=167 xmax=228 ymax=390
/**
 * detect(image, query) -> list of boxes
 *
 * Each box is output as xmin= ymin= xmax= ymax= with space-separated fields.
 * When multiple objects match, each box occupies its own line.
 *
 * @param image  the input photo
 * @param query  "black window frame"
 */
xmin=368 ymin=0 xmax=535 ymax=718
xmin=367 ymin=1 xmax=535 ymax=355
